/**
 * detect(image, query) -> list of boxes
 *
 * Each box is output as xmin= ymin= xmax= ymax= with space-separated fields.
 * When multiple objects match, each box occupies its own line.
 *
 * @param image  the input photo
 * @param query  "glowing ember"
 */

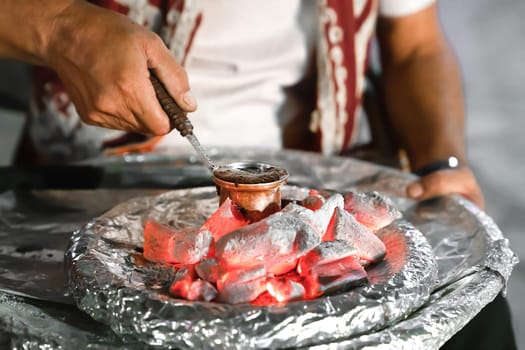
xmin=301 ymin=191 xmax=325 ymax=211
xmin=143 ymin=220 xmax=212 ymax=265
xmin=199 ymin=198 xmax=250 ymax=242
xmin=215 ymin=211 xmax=320 ymax=275
xmin=267 ymin=278 xmax=305 ymax=302
xmin=195 ymin=258 xmax=223 ymax=283
xmin=303 ymin=256 xmax=367 ymax=297
xmin=343 ymin=191 xmax=402 ymax=232
xmin=168 ymin=266 xmax=195 ymax=299
xmin=216 ymin=265 xmax=269 ymax=304
xmin=142 ymin=189 xmax=400 ymax=305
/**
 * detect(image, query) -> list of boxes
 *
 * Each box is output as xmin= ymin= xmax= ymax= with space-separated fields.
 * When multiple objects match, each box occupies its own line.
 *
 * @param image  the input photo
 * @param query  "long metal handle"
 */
xmin=149 ymin=72 xmax=217 ymax=171
xmin=149 ymin=72 xmax=193 ymax=137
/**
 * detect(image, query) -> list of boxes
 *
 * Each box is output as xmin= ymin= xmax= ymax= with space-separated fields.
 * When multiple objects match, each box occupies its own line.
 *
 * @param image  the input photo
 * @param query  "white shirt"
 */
xmin=28 ymin=0 xmax=435 ymax=162
xmin=156 ymin=0 xmax=435 ymax=154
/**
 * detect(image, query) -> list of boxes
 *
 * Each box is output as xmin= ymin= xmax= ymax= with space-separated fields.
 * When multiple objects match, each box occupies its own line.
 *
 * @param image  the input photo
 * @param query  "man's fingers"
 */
xmin=132 ymin=77 xmax=172 ymax=136
xmin=80 ymin=72 xmax=171 ymax=136
xmin=407 ymin=167 xmax=485 ymax=209
xmin=108 ymin=66 xmax=171 ymax=136
xmin=152 ymin=66 xmax=197 ymax=113
xmin=82 ymin=109 xmax=138 ymax=133
xmin=49 ymin=12 xmax=194 ymax=137
xmin=147 ymin=37 xmax=197 ymax=113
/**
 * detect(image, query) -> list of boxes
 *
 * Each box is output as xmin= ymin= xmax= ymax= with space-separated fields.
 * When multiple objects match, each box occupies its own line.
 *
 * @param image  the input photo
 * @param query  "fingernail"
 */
xmin=407 ymin=183 xmax=423 ymax=198
xmin=183 ymin=91 xmax=197 ymax=110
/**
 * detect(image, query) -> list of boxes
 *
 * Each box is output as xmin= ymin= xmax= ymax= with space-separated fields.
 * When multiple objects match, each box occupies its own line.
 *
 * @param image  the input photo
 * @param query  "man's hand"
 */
xmin=377 ymin=4 xmax=485 ymax=209
xmin=407 ymin=167 xmax=485 ymax=209
xmin=47 ymin=1 xmax=196 ymax=135
xmin=0 ymin=0 xmax=196 ymax=135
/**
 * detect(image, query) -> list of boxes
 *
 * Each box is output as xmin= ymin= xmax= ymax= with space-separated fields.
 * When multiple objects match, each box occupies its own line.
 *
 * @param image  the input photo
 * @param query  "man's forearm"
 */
xmin=381 ymin=43 xmax=467 ymax=171
xmin=377 ymin=3 xmax=469 ymax=172
xmin=0 ymin=0 xmax=74 ymax=65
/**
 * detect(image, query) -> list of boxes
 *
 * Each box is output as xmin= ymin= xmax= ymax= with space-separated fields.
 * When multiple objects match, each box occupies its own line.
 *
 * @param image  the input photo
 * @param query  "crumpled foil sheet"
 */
xmin=66 ymin=186 xmax=437 ymax=349
xmin=0 ymin=148 xmax=518 ymax=349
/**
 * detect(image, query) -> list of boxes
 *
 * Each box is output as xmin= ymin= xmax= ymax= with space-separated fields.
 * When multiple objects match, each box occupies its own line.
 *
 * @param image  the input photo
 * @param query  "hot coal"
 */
xmin=143 ymin=220 xmax=212 ymax=265
xmin=215 ymin=265 xmax=269 ymax=304
xmin=187 ymin=279 xmax=218 ymax=302
xmin=199 ymin=198 xmax=250 ymax=242
xmin=301 ymin=192 xmax=325 ymax=210
xmin=297 ymin=240 xmax=357 ymax=276
xmin=282 ymin=193 xmax=343 ymax=236
xmin=343 ymin=191 xmax=402 ymax=231
xmin=324 ymin=207 xmax=387 ymax=265
xmin=168 ymin=266 xmax=195 ymax=299
xmin=144 ymin=189 xmax=399 ymax=305
xmin=266 ymin=278 xmax=306 ymax=302
xmin=214 ymin=211 xmax=321 ymax=275
xmin=304 ymin=256 xmax=368 ymax=296
xmin=195 ymin=258 xmax=223 ymax=283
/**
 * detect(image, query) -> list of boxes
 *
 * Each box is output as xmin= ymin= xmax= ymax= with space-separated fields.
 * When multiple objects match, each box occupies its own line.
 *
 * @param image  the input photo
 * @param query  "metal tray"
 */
xmin=0 ymin=148 xmax=518 ymax=349
xmin=66 ymin=186 xmax=437 ymax=349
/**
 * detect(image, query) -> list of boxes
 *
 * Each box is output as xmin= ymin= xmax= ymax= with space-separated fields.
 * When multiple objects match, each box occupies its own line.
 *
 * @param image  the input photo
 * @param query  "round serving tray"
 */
xmin=0 ymin=148 xmax=516 ymax=349
xmin=66 ymin=185 xmax=437 ymax=349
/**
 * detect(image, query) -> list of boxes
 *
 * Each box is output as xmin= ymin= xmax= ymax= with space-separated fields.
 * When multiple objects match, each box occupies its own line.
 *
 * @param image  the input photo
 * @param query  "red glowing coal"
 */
xmin=143 ymin=189 xmax=401 ymax=305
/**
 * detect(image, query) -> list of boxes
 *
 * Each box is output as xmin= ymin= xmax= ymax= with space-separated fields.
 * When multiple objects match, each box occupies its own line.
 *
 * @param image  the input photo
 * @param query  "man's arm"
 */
xmin=0 ymin=1 xmax=68 ymax=65
xmin=0 ymin=0 xmax=196 ymax=135
xmin=377 ymin=3 xmax=484 ymax=208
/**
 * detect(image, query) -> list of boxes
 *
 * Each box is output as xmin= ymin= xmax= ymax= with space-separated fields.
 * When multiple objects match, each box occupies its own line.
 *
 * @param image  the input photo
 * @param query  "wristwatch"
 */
xmin=413 ymin=156 xmax=460 ymax=177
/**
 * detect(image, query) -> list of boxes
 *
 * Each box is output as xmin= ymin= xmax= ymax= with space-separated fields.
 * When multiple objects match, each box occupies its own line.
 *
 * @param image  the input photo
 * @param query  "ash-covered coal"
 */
xmin=213 ymin=164 xmax=288 ymax=184
xmin=142 ymin=190 xmax=402 ymax=305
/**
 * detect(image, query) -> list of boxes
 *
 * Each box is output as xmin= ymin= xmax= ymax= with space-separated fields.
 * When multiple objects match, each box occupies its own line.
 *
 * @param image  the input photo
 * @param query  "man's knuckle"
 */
xmin=84 ymin=111 xmax=103 ymax=126
xmin=92 ymin=93 xmax=113 ymax=113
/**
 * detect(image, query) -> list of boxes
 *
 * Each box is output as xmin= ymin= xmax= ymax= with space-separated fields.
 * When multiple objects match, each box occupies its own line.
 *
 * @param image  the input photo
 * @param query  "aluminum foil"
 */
xmin=66 ymin=186 xmax=437 ymax=349
xmin=0 ymin=148 xmax=518 ymax=349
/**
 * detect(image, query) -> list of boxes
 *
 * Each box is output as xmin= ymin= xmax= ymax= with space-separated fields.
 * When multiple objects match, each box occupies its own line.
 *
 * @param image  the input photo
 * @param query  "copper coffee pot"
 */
xmin=212 ymin=162 xmax=289 ymax=221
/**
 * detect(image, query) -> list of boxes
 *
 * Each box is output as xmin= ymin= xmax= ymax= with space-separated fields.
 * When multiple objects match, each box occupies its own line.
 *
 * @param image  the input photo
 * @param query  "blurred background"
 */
xmin=0 ymin=0 xmax=523 ymax=348
xmin=439 ymin=0 xmax=525 ymax=348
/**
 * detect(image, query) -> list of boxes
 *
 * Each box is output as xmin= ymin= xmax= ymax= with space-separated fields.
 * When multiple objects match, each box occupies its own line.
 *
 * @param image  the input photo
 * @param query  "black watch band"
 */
xmin=413 ymin=156 xmax=460 ymax=177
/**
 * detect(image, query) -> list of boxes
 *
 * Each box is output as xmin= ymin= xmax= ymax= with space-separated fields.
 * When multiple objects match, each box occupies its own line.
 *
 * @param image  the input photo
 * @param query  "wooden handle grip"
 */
xmin=150 ymin=73 xmax=193 ymax=136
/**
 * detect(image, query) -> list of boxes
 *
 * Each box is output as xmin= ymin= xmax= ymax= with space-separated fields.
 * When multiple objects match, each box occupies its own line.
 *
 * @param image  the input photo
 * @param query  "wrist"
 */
xmin=0 ymin=0 xmax=76 ymax=65
xmin=405 ymin=138 xmax=466 ymax=173
xmin=42 ymin=0 xmax=82 ymax=67
xmin=413 ymin=156 xmax=461 ymax=177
